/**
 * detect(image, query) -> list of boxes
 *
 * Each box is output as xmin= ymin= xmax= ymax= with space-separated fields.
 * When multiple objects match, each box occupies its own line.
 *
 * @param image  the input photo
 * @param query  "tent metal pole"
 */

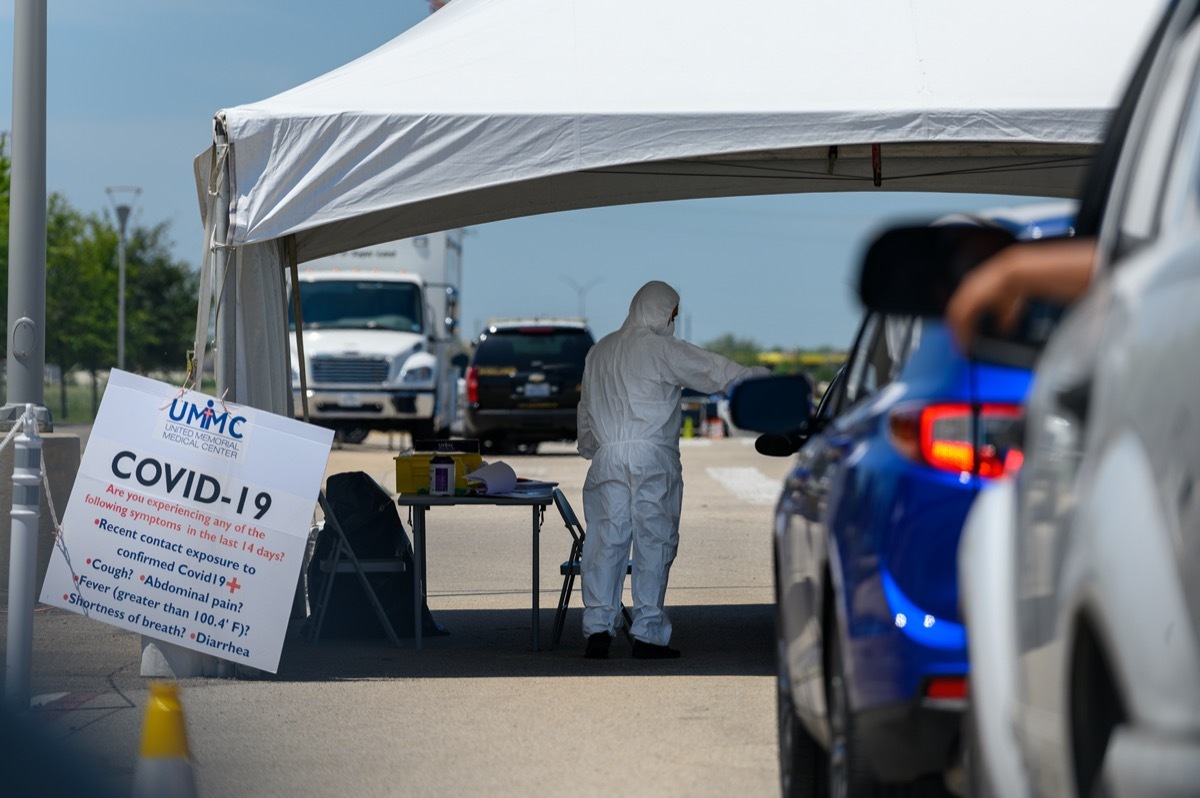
xmin=213 ymin=136 xmax=235 ymax=402
xmin=286 ymin=236 xmax=311 ymax=423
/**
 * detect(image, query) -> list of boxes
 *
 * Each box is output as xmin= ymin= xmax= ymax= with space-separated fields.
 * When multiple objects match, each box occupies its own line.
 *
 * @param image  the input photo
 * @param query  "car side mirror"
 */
xmin=728 ymin=374 xmax=813 ymax=438
xmin=858 ymin=224 xmax=1016 ymax=316
xmin=754 ymin=431 xmax=808 ymax=457
xmin=858 ymin=224 xmax=1064 ymax=369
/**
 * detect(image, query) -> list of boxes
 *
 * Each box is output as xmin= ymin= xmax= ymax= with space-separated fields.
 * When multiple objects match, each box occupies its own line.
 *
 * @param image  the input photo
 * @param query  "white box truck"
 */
xmin=289 ymin=230 xmax=466 ymax=444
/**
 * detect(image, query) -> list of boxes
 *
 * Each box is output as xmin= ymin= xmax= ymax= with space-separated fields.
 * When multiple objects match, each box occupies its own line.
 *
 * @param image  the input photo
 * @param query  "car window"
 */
xmin=471 ymin=328 xmax=594 ymax=366
xmin=842 ymin=314 xmax=880 ymax=408
xmin=814 ymin=366 xmax=847 ymax=420
xmin=291 ymin=280 xmax=424 ymax=333
xmin=841 ymin=314 xmax=918 ymax=409
xmin=1114 ymin=17 xmax=1200 ymax=254
xmin=1163 ymin=20 xmax=1200 ymax=232
xmin=1075 ymin=6 xmax=1177 ymax=241
xmin=889 ymin=315 xmax=923 ymax=368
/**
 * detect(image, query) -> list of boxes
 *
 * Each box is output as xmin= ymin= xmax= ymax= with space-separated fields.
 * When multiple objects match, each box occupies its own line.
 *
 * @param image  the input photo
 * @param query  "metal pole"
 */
xmin=559 ymin=276 xmax=602 ymax=319
xmin=4 ymin=3 xmax=50 ymax=709
xmin=117 ymin=221 xmax=126 ymax=370
xmin=107 ymin=188 xmax=140 ymax=373
xmin=2 ymin=0 xmax=51 ymax=430
xmin=5 ymin=406 xmax=42 ymax=709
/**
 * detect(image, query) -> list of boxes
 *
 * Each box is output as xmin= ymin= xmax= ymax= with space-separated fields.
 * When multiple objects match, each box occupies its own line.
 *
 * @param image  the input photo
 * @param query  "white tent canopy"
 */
xmin=194 ymin=0 xmax=1163 ymax=411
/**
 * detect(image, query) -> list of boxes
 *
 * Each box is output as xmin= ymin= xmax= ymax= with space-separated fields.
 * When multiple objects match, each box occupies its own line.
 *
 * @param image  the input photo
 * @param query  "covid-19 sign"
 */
xmin=40 ymin=370 xmax=334 ymax=673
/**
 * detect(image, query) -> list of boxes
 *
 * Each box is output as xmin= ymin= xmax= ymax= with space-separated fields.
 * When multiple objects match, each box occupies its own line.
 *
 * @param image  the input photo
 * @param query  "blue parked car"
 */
xmin=730 ymin=202 xmax=1075 ymax=797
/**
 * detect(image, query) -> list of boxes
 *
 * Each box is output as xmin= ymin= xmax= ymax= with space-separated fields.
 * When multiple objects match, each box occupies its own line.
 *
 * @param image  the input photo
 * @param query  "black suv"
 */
xmin=464 ymin=319 xmax=595 ymax=454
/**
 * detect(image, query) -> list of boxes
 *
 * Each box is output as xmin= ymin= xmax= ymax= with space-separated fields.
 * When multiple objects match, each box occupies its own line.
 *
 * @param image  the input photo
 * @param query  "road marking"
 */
xmin=707 ymin=467 xmax=781 ymax=505
xmin=31 ymin=692 xmax=69 ymax=707
xmin=29 ymin=690 xmax=131 ymax=724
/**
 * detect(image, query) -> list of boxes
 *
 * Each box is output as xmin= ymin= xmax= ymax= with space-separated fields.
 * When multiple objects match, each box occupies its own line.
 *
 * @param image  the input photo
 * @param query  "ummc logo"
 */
xmin=167 ymin=398 xmax=247 ymax=440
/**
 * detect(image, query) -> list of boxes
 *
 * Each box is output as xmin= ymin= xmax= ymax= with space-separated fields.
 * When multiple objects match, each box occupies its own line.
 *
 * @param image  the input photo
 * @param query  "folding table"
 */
xmin=396 ymin=493 xmax=551 ymax=650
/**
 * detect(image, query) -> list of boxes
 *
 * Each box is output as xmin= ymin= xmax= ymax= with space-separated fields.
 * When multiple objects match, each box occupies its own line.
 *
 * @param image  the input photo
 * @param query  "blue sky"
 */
xmin=1 ymin=0 xmax=1049 ymax=350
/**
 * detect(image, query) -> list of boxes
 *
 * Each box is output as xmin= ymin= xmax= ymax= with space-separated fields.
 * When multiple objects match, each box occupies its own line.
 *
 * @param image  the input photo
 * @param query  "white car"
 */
xmin=860 ymin=3 xmax=1200 ymax=795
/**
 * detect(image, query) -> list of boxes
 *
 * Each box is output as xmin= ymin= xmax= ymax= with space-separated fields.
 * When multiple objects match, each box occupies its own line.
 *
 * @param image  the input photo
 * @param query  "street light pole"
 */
xmin=4 ymin=0 xmax=49 ymax=714
xmin=106 ymin=187 xmax=140 ymax=371
xmin=3 ymin=0 xmax=49 ymax=428
xmin=559 ymin=275 xmax=603 ymax=319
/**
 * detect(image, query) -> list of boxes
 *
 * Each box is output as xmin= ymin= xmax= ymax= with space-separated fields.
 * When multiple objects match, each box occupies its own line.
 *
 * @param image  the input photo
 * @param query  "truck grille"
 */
xmin=310 ymin=356 xmax=389 ymax=384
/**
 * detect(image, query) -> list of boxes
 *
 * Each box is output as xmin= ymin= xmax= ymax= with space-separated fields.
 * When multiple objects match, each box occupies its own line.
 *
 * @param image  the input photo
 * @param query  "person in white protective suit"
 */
xmin=576 ymin=280 xmax=770 ymax=659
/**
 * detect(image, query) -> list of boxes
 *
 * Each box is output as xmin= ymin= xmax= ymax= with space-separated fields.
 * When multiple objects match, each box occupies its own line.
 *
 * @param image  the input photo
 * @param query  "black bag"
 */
xmin=305 ymin=471 xmax=446 ymax=638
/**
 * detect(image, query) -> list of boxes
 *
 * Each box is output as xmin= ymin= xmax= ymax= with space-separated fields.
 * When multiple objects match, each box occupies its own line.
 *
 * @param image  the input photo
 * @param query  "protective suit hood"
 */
xmin=623 ymin=281 xmax=678 ymax=336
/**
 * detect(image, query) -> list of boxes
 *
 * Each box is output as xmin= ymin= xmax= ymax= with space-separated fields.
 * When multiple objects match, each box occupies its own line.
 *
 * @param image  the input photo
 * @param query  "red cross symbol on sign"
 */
xmin=226 ymin=576 xmax=242 ymax=594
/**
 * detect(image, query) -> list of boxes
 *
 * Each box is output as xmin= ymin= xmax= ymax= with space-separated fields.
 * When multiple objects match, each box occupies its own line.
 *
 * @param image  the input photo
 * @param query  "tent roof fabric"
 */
xmin=205 ymin=0 xmax=1165 ymax=261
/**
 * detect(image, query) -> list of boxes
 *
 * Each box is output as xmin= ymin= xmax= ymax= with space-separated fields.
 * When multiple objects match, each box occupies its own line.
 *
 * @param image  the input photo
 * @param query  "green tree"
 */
xmin=120 ymin=221 xmax=199 ymax=375
xmin=803 ymin=356 xmax=843 ymax=386
xmin=45 ymin=196 xmax=115 ymax=417
xmin=1 ymin=139 xmax=200 ymax=417
xmin=701 ymin=332 xmax=761 ymax=367
xmin=45 ymin=212 xmax=199 ymax=416
xmin=2 ymin=135 xmax=114 ymax=414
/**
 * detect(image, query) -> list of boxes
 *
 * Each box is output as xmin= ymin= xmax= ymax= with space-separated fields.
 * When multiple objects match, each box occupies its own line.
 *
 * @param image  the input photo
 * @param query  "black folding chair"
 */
xmin=550 ymin=488 xmax=633 ymax=650
xmin=306 ymin=490 xmax=405 ymax=645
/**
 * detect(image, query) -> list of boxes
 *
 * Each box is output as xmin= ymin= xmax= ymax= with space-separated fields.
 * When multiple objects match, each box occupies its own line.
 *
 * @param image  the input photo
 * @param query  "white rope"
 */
xmin=188 ymin=142 xmax=229 ymax=391
xmin=0 ymin=410 xmax=87 ymax=612
xmin=43 ymin=444 xmax=85 ymax=612
xmin=41 ymin=448 xmax=62 ymax=535
xmin=0 ymin=418 xmax=25 ymax=454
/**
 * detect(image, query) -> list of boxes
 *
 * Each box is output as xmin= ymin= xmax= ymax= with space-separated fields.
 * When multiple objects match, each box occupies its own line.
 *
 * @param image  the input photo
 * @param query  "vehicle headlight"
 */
xmin=402 ymin=365 xmax=435 ymax=383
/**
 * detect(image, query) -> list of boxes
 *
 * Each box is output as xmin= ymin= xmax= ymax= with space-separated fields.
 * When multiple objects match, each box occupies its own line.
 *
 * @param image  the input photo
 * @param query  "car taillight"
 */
xmin=924 ymin=675 xmax=968 ymax=702
xmin=888 ymin=402 xmax=1023 ymax=478
xmin=466 ymin=366 xmax=479 ymax=404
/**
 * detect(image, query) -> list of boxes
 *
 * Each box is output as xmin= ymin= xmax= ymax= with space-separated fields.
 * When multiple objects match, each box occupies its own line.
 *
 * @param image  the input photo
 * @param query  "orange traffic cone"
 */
xmin=132 ymin=682 xmax=199 ymax=798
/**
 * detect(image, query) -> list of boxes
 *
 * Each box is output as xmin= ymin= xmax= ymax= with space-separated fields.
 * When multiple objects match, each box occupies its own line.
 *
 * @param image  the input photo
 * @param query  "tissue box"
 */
xmin=394 ymin=452 xmax=484 ymax=494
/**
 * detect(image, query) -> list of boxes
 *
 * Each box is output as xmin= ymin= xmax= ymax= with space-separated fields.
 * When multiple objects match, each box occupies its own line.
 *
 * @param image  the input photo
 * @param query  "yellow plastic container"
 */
xmin=395 ymin=452 xmax=483 ymax=495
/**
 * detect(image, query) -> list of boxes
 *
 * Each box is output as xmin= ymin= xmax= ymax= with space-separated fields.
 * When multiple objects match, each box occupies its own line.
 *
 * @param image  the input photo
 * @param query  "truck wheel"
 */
xmin=340 ymin=427 xmax=370 ymax=445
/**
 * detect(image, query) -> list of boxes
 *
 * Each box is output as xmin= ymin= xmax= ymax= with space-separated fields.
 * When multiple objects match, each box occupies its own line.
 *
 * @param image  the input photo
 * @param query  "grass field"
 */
xmin=11 ymin=371 xmax=218 ymax=425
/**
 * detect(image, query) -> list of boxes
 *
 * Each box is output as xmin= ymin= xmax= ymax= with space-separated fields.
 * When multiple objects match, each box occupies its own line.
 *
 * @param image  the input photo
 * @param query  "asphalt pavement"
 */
xmin=0 ymin=432 xmax=791 ymax=798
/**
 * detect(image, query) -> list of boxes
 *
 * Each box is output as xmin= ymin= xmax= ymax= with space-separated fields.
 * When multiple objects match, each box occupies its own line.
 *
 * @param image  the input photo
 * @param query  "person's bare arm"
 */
xmin=945 ymin=238 xmax=1096 ymax=353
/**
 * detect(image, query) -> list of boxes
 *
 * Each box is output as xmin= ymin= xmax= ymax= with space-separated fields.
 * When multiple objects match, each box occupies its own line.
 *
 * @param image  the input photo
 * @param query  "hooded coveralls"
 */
xmin=576 ymin=281 xmax=769 ymax=645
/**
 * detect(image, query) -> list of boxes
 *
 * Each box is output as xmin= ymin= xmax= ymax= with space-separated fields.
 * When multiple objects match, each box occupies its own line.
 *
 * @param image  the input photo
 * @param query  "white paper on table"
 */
xmin=464 ymin=461 xmax=518 ymax=494
xmin=502 ymin=479 xmax=558 ymax=498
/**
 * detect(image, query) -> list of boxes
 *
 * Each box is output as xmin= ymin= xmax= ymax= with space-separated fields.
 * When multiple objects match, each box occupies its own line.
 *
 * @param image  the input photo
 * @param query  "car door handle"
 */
xmin=1056 ymin=376 xmax=1092 ymax=422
